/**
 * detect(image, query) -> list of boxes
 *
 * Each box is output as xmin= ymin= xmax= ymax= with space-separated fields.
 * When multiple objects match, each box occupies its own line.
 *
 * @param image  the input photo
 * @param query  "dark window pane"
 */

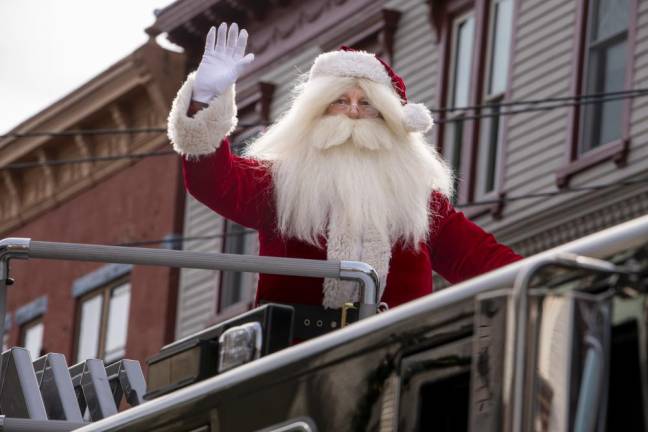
xmin=581 ymin=40 xmax=626 ymax=152
xmin=485 ymin=107 xmax=502 ymax=193
xmin=221 ymin=222 xmax=248 ymax=309
xmin=444 ymin=118 xmax=464 ymax=203
xmin=599 ymin=41 xmax=626 ymax=144
xmin=477 ymin=102 xmax=502 ymax=195
xmin=592 ymin=0 xmax=629 ymax=42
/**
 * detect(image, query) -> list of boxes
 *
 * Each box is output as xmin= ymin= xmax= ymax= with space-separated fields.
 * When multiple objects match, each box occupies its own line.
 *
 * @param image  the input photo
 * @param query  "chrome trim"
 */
xmin=255 ymin=417 xmax=317 ymax=432
xmin=264 ymin=420 xmax=313 ymax=432
xmin=0 ymin=237 xmax=31 ymax=259
xmin=0 ymin=238 xmax=30 ymax=340
xmin=507 ymin=253 xmax=628 ymax=432
xmin=339 ymin=260 xmax=379 ymax=319
xmin=73 ymin=215 xmax=648 ymax=432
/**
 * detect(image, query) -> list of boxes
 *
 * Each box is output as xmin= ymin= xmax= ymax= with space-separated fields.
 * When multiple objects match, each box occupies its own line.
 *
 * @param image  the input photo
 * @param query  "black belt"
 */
xmin=262 ymin=301 xmax=359 ymax=341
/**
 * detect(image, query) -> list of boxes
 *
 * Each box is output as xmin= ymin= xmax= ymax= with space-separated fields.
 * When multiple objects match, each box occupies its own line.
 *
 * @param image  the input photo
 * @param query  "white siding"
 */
xmin=175 ymin=195 xmax=223 ymax=339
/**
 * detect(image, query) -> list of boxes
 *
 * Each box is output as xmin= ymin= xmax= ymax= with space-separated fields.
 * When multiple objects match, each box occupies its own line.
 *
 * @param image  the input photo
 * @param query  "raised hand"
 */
xmin=192 ymin=23 xmax=255 ymax=103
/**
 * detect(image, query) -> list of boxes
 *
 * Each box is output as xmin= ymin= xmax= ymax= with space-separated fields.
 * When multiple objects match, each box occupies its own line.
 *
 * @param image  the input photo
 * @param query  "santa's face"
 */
xmin=325 ymin=87 xmax=380 ymax=120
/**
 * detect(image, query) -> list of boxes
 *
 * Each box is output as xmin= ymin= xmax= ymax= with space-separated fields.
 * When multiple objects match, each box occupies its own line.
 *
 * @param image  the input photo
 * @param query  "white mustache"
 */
xmin=309 ymin=115 xmax=394 ymax=151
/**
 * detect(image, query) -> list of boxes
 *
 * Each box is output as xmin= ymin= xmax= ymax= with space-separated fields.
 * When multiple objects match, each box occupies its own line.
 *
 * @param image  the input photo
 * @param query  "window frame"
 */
xmin=556 ymin=0 xmax=639 ymax=188
xmin=217 ymin=219 xmax=257 ymax=320
xmin=19 ymin=317 xmax=44 ymax=359
xmin=73 ymin=276 xmax=131 ymax=364
xmin=442 ymin=9 xmax=476 ymax=203
xmin=474 ymin=0 xmax=514 ymax=204
xmin=436 ymin=0 xmax=518 ymax=218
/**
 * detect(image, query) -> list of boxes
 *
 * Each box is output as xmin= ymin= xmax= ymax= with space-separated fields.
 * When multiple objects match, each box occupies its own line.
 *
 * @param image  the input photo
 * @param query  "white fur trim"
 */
xmin=323 ymin=222 xmax=391 ymax=309
xmin=167 ymin=72 xmax=238 ymax=158
xmin=403 ymin=103 xmax=433 ymax=133
xmin=309 ymin=51 xmax=392 ymax=86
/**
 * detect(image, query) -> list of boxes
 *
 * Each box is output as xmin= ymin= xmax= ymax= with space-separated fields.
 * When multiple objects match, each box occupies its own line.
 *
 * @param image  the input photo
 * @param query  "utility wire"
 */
xmin=0 ymin=125 xmax=256 ymax=140
xmin=2 ymin=88 xmax=647 ymax=171
xmin=2 ymin=150 xmax=175 ymax=170
xmin=118 ymin=177 xmax=648 ymax=248
xmin=1 ymin=88 xmax=646 ymax=141
xmin=434 ymin=90 xmax=647 ymax=124
xmin=430 ymin=88 xmax=648 ymax=114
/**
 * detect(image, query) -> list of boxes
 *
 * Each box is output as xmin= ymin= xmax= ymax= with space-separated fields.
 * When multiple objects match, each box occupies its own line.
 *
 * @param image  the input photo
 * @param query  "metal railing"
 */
xmin=0 ymin=214 xmax=646 ymax=431
xmin=0 ymin=238 xmax=381 ymax=340
xmin=71 ymin=214 xmax=648 ymax=431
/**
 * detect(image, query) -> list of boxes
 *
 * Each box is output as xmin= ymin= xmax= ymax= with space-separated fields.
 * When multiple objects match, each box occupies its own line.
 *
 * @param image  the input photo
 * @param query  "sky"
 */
xmin=0 ymin=0 xmax=179 ymax=134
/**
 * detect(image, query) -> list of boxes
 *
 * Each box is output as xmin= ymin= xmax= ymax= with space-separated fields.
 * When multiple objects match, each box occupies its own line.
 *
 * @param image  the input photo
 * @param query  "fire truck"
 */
xmin=0 ymin=215 xmax=646 ymax=431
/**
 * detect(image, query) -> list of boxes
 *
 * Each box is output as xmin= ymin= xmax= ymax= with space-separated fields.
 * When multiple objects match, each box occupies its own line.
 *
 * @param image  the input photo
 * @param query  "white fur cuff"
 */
xmin=167 ymin=72 xmax=238 ymax=157
xmin=403 ymin=103 xmax=433 ymax=133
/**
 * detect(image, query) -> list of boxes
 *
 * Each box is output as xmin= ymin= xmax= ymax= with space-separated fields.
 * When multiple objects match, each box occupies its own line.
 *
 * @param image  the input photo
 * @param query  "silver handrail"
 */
xmin=507 ymin=253 xmax=628 ymax=432
xmin=0 ymin=238 xmax=380 ymax=336
xmin=74 ymin=215 xmax=648 ymax=432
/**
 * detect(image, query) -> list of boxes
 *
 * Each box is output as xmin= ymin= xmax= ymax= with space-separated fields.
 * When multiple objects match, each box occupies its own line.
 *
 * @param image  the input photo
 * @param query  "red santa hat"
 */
xmin=308 ymin=46 xmax=434 ymax=133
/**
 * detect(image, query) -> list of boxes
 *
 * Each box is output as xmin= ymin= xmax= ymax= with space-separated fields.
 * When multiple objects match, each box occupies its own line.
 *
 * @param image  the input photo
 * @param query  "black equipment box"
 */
xmin=145 ymin=304 xmax=294 ymax=400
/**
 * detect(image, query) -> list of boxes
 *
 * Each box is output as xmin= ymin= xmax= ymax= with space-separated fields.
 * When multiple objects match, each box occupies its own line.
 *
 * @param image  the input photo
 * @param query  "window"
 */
xmin=218 ymin=220 xmax=256 ymax=316
xmin=558 ymin=0 xmax=637 ymax=186
xmin=20 ymin=319 xmax=44 ymax=359
xmin=437 ymin=0 xmax=515 ymax=212
xmin=15 ymin=296 xmax=47 ymax=358
xmin=476 ymin=0 xmax=513 ymax=199
xmin=76 ymin=279 xmax=131 ymax=363
xmin=443 ymin=11 xmax=475 ymax=201
xmin=580 ymin=0 xmax=629 ymax=153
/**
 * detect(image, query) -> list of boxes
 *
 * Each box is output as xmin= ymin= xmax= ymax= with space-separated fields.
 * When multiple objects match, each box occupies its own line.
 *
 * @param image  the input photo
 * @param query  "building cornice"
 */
xmin=0 ymin=40 xmax=185 ymax=235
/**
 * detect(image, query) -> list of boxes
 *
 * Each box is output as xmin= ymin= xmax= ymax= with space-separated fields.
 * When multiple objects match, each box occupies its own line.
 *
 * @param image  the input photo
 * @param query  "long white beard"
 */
xmin=246 ymin=108 xmax=453 ymax=307
xmin=270 ymin=114 xmax=450 ymax=247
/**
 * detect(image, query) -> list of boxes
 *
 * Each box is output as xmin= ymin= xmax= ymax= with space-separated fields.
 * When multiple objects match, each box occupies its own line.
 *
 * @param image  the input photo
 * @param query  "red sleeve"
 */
xmin=428 ymin=193 xmax=523 ymax=284
xmin=182 ymin=139 xmax=275 ymax=230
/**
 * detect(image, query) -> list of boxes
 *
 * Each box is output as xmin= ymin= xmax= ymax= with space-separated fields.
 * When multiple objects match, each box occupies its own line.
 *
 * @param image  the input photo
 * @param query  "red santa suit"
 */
xmin=168 ymin=50 xmax=522 ymax=310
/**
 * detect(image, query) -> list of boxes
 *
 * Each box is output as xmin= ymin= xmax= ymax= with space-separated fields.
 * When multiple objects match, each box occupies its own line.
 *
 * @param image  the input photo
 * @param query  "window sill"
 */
xmin=459 ymin=192 xmax=506 ymax=220
xmin=556 ymin=138 xmax=630 ymax=188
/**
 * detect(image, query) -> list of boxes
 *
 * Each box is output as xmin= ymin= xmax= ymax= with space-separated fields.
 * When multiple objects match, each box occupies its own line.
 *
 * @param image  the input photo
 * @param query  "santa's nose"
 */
xmin=347 ymin=104 xmax=361 ymax=119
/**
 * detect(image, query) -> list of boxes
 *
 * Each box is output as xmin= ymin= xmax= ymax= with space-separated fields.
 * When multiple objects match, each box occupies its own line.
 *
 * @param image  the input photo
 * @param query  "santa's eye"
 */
xmin=334 ymin=98 xmax=350 ymax=105
xmin=359 ymin=100 xmax=370 ymax=106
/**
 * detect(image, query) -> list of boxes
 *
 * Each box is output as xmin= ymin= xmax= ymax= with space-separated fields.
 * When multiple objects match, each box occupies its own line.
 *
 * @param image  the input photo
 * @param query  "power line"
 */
xmin=1 ymin=88 xmax=646 ymax=141
xmin=430 ymin=88 xmax=648 ymax=114
xmin=1 ymin=89 xmax=645 ymax=171
xmin=117 ymin=177 xmax=648 ymax=248
xmin=455 ymin=177 xmax=648 ymax=207
xmin=2 ymin=150 xmax=175 ymax=170
xmin=0 ymin=124 xmax=257 ymax=140
xmin=0 ymin=127 xmax=166 ymax=139
xmin=434 ymin=90 xmax=647 ymax=124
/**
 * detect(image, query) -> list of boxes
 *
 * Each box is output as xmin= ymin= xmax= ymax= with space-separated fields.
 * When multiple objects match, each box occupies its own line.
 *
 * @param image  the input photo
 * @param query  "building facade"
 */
xmin=146 ymin=0 xmax=648 ymax=338
xmin=0 ymin=41 xmax=186 ymax=368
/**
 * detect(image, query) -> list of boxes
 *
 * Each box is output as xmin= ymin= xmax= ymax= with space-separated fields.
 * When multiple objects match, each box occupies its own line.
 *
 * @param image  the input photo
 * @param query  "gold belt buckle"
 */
xmin=340 ymin=302 xmax=357 ymax=328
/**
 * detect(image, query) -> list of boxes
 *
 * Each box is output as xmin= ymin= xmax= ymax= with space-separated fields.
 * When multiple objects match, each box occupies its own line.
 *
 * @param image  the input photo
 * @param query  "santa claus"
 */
xmin=167 ymin=23 xmax=521 ymax=334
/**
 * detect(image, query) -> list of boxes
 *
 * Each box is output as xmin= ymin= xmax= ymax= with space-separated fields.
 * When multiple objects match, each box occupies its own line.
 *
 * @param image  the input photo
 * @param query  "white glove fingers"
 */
xmin=204 ymin=26 xmax=216 ymax=54
xmin=240 ymin=53 xmax=255 ymax=66
xmin=215 ymin=22 xmax=227 ymax=51
xmin=234 ymin=29 xmax=248 ymax=60
xmin=226 ymin=22 xmax=238 ymax=56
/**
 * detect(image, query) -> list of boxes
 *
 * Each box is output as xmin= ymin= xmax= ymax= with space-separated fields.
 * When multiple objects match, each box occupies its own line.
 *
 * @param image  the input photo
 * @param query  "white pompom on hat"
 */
xmin=309 ymin=46 xmax=434 ymax=133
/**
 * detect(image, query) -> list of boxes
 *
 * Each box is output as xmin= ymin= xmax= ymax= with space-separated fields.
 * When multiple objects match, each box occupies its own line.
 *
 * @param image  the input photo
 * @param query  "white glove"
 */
xmin=192 ymin=22 xmax=255 ymax=103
